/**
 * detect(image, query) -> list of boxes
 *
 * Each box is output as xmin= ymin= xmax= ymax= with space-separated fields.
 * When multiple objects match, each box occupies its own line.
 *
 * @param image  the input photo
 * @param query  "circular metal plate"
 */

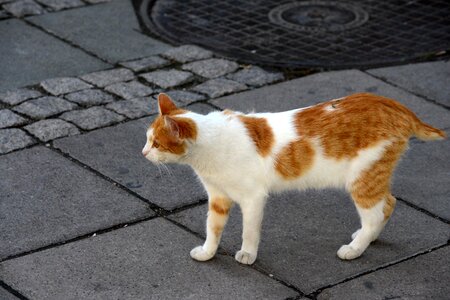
xmin=137 ymin=0 xmax=450 ymax=69
xmin=269 ymin=1 xmax=369 ymax=32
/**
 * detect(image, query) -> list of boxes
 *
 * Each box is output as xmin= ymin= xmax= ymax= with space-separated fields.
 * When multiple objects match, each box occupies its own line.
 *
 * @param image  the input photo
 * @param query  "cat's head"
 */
xmin=142 ymin=93 xmax=197 ymax=163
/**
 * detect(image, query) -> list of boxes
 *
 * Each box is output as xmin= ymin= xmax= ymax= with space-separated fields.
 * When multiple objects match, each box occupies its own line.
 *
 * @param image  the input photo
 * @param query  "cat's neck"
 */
xmin=179 ymin=111 xmax=235 ymax=174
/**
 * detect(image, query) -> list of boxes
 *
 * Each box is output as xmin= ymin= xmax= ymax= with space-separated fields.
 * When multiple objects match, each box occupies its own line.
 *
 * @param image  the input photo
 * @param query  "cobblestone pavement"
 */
xmin=1 ymin=0 xmax=449 ymax=299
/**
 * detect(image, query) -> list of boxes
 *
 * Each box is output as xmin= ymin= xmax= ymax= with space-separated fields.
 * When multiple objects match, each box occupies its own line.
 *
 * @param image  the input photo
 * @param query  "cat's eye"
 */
xmin=152 ymin=141 xmax=160 ymax=148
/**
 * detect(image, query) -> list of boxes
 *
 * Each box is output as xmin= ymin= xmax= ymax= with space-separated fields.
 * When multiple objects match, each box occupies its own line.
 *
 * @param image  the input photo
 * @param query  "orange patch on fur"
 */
xmin=238 ymin=115 xmax=274 ymax=157
xmin=351 ymin=140 xmax=407 ymax=210
xmin=210 ymin=197 xmax=232 ymax=215
xmin=383 ymin=194 xmax=396 ymax=220
xmin=295 ymin=93 xmax=419 ymax=159
xmin=150 ymin=114 xmax=197 ymax=155
xmin=275 ymin=138 xmax=315 ymax=179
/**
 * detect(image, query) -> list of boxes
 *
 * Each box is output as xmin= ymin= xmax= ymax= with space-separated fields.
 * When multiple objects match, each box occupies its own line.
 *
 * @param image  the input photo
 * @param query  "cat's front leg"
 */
xmin=190 ymin=194 xmax=233 ymax=262
xmin=235 ymin=196 xmax=266 ymax=265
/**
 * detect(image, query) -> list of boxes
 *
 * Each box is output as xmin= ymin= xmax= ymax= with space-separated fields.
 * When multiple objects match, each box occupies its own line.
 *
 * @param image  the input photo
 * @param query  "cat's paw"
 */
xmin=235 ymin=250 xmax=257 ymax=265
xmin=337 ymin=245 xmax=363 ymax=260
xmin=190 ymin=246 xmax=215 ymax=261
xmin=351 ymin=229 xmax=361 ymax=240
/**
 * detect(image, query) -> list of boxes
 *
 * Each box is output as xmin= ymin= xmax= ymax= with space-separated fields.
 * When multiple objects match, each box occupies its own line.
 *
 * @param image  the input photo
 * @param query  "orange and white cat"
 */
xmin=142 ymin=93 xmax=445 ymax=265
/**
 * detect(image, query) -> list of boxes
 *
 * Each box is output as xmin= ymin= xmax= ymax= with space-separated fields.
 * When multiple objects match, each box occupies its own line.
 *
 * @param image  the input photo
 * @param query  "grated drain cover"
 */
xmin=136 ymin=0 xmax=450 ymax=69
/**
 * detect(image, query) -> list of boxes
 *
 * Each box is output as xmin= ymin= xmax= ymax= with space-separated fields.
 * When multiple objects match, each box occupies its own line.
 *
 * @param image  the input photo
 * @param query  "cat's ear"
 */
xmin=158 ymin=93 xmax=177 ymax=115
xmin=163 ymin=116 xmax=180 ymax=140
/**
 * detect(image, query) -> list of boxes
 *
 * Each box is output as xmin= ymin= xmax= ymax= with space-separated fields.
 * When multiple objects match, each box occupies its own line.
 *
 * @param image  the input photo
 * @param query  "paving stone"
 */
xmin=60 ymin=107 xmax=125 ymax=131
xmin=0 ymin=19 xmax=109 ymax=92
xmin=0 ymin=9 xmax=11 ymax=19
xmin=0 ymin=287 xmax=19 ymax=300
xmin=368 ymin=61 xmax=450 ymax=107
xmin=27 ymin=0 xmax=170 ymax=63
xmin=187 ymin=102 xmax=217 ymax=115
xmin=0 ymin=128 xmax=35 ymax=154
xmin=163 ymin=45 xmax=213 ymax=63
xmin=0 ymin=109 xmax=28 ymax=129
xmin=192 ymin=78 xmax=247 ymax=98
xmin=318 ymin=247 xmax=450 ymax=300
xmin=169 ymin=190 xmax=449 ymax=294
xmin=0 ymin=146 xmax=152 ymax=259
xmin=106 ymin=97 xmax=156 ymax=119
xmin=182 ymin=58 xmax=239 ymax=79
xmin=226 ymin=66 xmax=284 ymax=87
xmin=0 ymin=218 xmax=297 ymax=299
xmin=24 ymin=119 xmax=80 ymax=142
xmin=165 ymin=90 xmax=206 ymax=105
xmin=84 ymin=0 xmax=110 ymax=3
xmin=211 ymin=69 xmax=450 ymax=129
xmin=105 ymin=80 xmax=153 ymax=100
xmin=35 ymin=0 xmax=84 ymax=11
xmin=393 ymin=136 xmax=450 ymax=221
xmin=13 ymin=96 xmax=77 ymax=119
xmin=80 ymin=68 xmax=134 ymax=88
xmin=119 ymin=55 xmax=170 ymax=72
xmin=3 ymin=0 xmax=44 ymax=17
xmin=140 ymin=70 xmax=194 ymax=89
xmin=40 ymin=77 xmax=92 ymax=95
xmin=0 ymin=88 xmax=42 ymax=105
xmin=64 ymin=88 xmax=114 ymax=106
xmin=54 ymin=118 xmax=207 ymax=210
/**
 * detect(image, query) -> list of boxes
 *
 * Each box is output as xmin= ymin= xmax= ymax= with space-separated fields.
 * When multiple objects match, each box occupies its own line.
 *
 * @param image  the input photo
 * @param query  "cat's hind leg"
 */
xmin=190 ymin=192 xmax=233 ymax=262
xmin=338 ymin=141 xmax=405 ymax=260
xmin=338 ymin=194 xmax=395 ymax=260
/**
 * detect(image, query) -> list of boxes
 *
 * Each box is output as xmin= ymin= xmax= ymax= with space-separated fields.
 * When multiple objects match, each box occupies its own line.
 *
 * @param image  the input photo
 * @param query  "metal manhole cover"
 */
xmin=136 ymin=0 xmax=450 ymax=69
xmin=268 ymin=1 xmax=369 ymax=32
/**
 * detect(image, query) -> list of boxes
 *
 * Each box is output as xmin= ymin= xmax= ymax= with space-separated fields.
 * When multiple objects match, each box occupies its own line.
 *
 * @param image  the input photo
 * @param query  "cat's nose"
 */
xmin=142 ymin=148 xmax=150 ymax=157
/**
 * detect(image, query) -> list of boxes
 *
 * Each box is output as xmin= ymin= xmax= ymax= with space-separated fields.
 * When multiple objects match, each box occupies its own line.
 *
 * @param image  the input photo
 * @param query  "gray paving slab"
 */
xmin=0 ymin=109 xmax=28 ymax=129
xmin=165 ymin=90 xmax=206 ymax=105
xmin=0 ymin=218 xmax=297 ymax=300
xmin=0 ymin=287 xmax=19 ymax=300
xmin=64 ymin=88 xmax=114 ymax=106
xmin=163 ymin=44 xmax=213 ymax=63
xmin=0 ymin=128 xmax=35 ymax=154
xmin=168 ymin=190 xmax=449 ymax=293
xmin=140 ymin=69 xmax=194 ymax=89
xmin=27 ymin=0 xmax=170 ymax=63
xmin=393 ymin=136 xmax=450 ymax=220
xmin=0 ymin=146 xmax=153 ymax=259
xmin=119 ymin=55 xmax=170 ymax=72
xmin=106 ymin=97 xmax=156 ymax=119
xmin=317 ymin=246 xmax=450 ymax=300
xmin=226 ymin=66 xmax=284 ymax=87
xmin=35 ymin=0 xmax=84 ymax=11
xmin=54 ymin=117 xmax=207 ymax=210
xmin=211 ymin=69 xmax=450 ymax=130
xmin=40 ymin=77 xmax=92 ymax=95
xmin=0 ymin=19 xmax=109 ymax=92
xmin=368 ymin=61 xmax=450 ymax=107
xmin=0 ymin=88 xmax=42 ymax=106
xmin=24 ymin=119 xmax=80 ymax=142
xmin=2 ymin=0 xmax=44 ymax=17
xmin=12 ymin=96 xmax=77 ymax=119
xmin=59 ymin=106 xmax=125 ymax=130
xmin=182 ymin=58 xmax=239 ymax=79
xmin=80 ymin=68 xmax=134 ymax=88
xmin=187 ymin=102 xmax=217 ymax=115
xmin=193 ymin=78 xmax=247 ymax=98
xmin=105 ymin=80 xmax=153 ymax=100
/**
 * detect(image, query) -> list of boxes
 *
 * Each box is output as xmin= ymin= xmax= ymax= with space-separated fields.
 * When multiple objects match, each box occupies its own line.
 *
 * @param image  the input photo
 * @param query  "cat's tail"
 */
xmin=413 ymin=118 xmax=447 ymax=141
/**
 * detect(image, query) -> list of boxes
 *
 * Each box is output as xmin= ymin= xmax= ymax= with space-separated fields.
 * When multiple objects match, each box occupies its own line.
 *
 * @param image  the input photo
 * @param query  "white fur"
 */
xmin=143 ymin=106 xmax=394 ymax=264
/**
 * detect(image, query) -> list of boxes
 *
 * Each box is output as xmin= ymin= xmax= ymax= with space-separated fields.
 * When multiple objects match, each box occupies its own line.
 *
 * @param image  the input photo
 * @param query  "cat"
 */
xmin=142 ymin=93 xmax=446 ymax=265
